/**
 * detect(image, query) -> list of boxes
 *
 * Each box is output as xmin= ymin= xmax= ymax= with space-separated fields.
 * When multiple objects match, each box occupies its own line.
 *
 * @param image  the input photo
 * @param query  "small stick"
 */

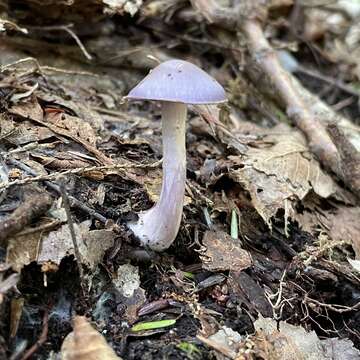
xmin=28 ymin=23 xmax=92 ymax=61
xmin=327 ymin=123 xmax=360 ymax=199
xmin=7 ymin=159 xmax=107 ymax=223
xmin=0 ymin=160 xmax=162 ymax=191
xmin=59 ymin=180 xmax=84 ymax=281
xmin=0 ymin=186 xmax=52 ymax=245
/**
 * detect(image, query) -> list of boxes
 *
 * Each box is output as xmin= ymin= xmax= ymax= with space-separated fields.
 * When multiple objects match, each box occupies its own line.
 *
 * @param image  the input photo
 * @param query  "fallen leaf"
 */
xmin=199 ymin=230 xmax=252 ymax=272
xmin=7 ymin=220 xmax=115 ymax=272
xmin=9 ymin=99 xmax=112 ymax=164
xmin=37 ymin=91 xmax=104 ymax=131
xmin=38 ymin=221 xmax=115 ymax=269
xmin=0 ymin=117 xmax=54 ymax=145
xmin=297 ymin=206 xmax=360 ymax=259
xmin=323 ymin=207 xmax=360 ymax=259
xmin=254 ymin=316 xmax=360 ymax=360
xmin=228 ymin=271 xmax=272 ymax=317
xmin=207 ymin=326 xmax=242 ymax=359
xmin=229 ymin=126 xmax=338 ymax=229
xmin=61 ymin=316 xmax=121 ymax=360
xmin=9 ymin=99 xmax=43 ymax=121
xmin=45 ymin=112 xmax=97 ymax=146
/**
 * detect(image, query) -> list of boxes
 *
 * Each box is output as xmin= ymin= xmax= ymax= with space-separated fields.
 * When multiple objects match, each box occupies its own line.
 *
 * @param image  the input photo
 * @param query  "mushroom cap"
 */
xmin=126 ymin=59 xmax=227 ymax=105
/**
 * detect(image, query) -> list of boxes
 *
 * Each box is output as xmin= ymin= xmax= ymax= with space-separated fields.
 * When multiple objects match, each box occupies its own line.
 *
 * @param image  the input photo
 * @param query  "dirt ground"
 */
xmin=0 ymin=1 xmax=360 ymax=359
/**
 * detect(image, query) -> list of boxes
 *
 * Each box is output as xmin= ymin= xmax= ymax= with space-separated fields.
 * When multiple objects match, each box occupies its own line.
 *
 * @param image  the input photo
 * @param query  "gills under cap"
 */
xmin=126 ymin=59 xmax=227 ymax=105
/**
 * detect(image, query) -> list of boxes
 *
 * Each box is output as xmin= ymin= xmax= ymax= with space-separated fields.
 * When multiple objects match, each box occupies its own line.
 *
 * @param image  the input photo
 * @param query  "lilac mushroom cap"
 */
xmin=126 ymin=59 xmax=227 ymax=104
xmin=126 ymin=59 xmax=227 ymax=251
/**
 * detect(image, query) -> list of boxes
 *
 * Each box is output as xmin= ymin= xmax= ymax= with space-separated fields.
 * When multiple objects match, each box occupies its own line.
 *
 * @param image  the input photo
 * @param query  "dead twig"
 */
xmin=20 ymin=310 xmax=48 ymax=360
xmin=327 ymin=123 xmax=360 ymax=198
xmin=242 ymin=20 xmax=339 ymax=174
xmin=59 ymin=180 xmax=85 ymax=283
xmin=304 ymin=297 xmax=360 ymax=314
xmin=7 ymin=159 xmax=108 ymax=224
xmin=28 ymin=23 xmax=92 ymax=60
xmin=0 ymin=56 xmax=98 ymax=77
xmin=0 ymin=185 xmax=52 ymax=245
xmin=1 ymin=160 xmax=162 ymax=191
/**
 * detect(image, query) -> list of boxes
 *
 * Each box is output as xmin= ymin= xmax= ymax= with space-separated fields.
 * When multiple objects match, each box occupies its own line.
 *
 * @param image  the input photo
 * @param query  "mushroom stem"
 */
xmin=129 ymin=102 xmax=187 ymax=251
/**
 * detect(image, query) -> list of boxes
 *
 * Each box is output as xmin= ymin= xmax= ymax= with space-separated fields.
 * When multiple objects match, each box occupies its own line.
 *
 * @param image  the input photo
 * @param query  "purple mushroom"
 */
xmin=126 ymin=59 xmax=227 ymax=251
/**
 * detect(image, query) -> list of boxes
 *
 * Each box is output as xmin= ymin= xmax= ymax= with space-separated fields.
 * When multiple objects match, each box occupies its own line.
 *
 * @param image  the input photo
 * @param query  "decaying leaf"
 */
xmin=229 ymin=125 xmax=338 ymax=229
xmin=199 ymin=230 xmax=252 ymax=272
xmin=9 ymin=99 xmax=112 ymax=164
xmin=205 ymin=326 xmax=243 ymax=359
xmin=323 ymin=206 xmax=360 ymax=259
xmin=0 ymin=273 xmax=19 ymax=304
xmin=254 ymin=316 xmax=360 ymax=360
xmin=61 ymin=316 xmax=122 ymax=360
xmin=0 ymin=117 xmax=54 ymax=145
xmin=7 ymin=220 xmax=115 ymax=272
xmin=297 ymin=205 xmax=360 ymax=259
xmin=45 ymin=112 xmax=97 ymax=146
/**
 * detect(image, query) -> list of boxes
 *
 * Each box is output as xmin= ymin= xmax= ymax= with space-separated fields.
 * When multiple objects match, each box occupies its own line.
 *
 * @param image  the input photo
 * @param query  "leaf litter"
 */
xmin=0 ymin=0 xmax=360 ymax=359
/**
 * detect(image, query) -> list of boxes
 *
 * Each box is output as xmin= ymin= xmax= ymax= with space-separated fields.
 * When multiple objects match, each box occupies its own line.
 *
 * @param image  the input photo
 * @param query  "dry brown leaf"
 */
xmin=37 ymin=91 xmax=104 ymax=131
xmin=200 ymin=230 xmax=252 ymax=272
xmin=45 ymin=112 xmax=97 ymax=146
xmin=7 ymin=220 xmax=115 ymax=272
xmin=7 ymin=230 xmax=43 ymax=272
xmin=9 ymin=99 xmax=112 ymax=165
xmin=229 ymin=126 xmax=338 ymax=228
xmin=298 ymin=206 xmax=360 ymax=259
xmin=325 ymin=206 xmax=360 ymax=258
xmin=0 ymin=117 xmax=54 ymax=145
xmin=61 ymin=316 xmax=121 ymax=360
xmin=38 ymin=221 xmax=115 ymax=269
xmin=9 ymin=99 xmax=43 ymax=121
xmin=254 ymin=316 xmax=360 ymax=360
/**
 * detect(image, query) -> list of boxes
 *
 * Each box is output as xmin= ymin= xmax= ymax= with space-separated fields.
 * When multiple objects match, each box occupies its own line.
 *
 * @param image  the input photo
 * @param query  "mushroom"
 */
xmin=126 ymin=59 xmax=227 ymax=251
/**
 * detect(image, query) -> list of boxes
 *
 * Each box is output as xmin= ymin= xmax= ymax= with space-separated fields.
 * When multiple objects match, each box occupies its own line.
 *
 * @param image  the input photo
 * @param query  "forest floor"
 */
xmin=0 ymin=1 xmax=360 ymax=359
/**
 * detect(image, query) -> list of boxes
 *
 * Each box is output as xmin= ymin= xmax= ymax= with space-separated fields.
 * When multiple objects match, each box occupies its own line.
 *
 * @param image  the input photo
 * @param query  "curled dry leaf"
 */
xmin=61 ymin=316 xmax=121 ymax=360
